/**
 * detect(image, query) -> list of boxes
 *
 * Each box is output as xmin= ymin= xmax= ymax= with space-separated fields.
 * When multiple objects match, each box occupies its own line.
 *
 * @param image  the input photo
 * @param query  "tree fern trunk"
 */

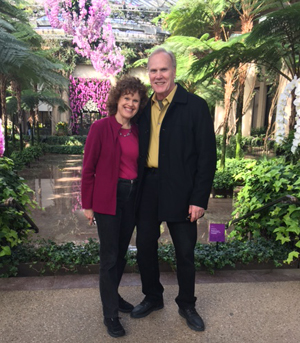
xmin=235 ymin=91 xmax=243 ymax=160
xmin=220 ymin=122 xmax=227 ymax=169
xmin=0 ymin=75 xmax=8 ymax=156
xmin=12 ymin=80 xmax=23 ymax=152
xmin=34 ymin=84 xmax=39 ymax=144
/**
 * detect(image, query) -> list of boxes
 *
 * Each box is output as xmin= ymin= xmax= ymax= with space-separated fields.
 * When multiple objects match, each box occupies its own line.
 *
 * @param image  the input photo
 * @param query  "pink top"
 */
xmin=118 ymin=129 xmax=138 ymax=180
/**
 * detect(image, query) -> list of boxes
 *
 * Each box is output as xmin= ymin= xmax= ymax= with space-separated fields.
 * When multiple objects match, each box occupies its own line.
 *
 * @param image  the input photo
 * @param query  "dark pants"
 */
xmin=136 ymin=169 xmax=197 ymax=309
xmin=94 ymin=179 xmax=137 ymax=318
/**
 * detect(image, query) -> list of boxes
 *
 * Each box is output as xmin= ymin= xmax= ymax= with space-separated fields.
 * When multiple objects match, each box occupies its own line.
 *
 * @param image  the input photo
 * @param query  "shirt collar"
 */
xmin=151 ymin=85 xmax=177 ymax=107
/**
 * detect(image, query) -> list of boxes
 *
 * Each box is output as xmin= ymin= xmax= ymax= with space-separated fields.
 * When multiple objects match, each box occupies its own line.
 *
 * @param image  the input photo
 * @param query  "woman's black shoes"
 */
xmin=104 ymin=317 xmax=125 ymax=338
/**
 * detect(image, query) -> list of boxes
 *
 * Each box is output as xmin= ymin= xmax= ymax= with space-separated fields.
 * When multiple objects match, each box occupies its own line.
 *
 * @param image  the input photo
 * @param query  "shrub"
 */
xmin=10 ymin=145 xmax=44 ymax=170
xmin=0 ymin=238 xmax=292 ymax=277
xmin=41 ymin=136 xmax=86 ymax=154
xmin=0 ymin=157 xmax=37 ymax=260
xmin=42 ymin=144 xmax=84 ymax=154
xmin=213 ymin=169 xmax=236 ymax=190
xmin=275 ymin=132 xmax=300 ymax=164
xmin=229 ymin=157 xmax=300 ymax=263
xmin=224 ymin=158 xmax=257 ymax=185
xmin=41 ymin=135 xmax=87 ymax=146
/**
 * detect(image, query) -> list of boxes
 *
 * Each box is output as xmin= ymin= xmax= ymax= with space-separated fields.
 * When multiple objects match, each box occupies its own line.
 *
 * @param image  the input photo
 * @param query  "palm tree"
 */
xmin=1 ymin=26 xmax=68 ymax=150
xmin=7 ymin=88 xmax=70 ymax=144
xmin=0 ymin=1 xmax=68 ymax=152
xmin=163 ymin=0 xmax=234 ymax=40
xmin=229 ymin=0 xmax=281 ymax=159
xmin=191 ymin=1 xmax=300 ymax=146
xmin=0 ymin=22 xmax=29 ymax=153
xmin=162 ymin=0 xmax=238 ymax=168
xmin=245 ymin=1 xmax=300 ymax=130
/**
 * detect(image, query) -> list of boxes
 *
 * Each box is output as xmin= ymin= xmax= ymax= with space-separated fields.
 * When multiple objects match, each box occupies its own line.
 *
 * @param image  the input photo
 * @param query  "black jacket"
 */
xmin=137 ymin=84 xmax=216 ymax=221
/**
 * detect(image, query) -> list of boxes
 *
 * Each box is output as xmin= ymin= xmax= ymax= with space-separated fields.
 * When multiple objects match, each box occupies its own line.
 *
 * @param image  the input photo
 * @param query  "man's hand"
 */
xmin=188 ymin=205 xmax=205 ymax=222
xmin=84 ymin=209 xmax=95 ymax=226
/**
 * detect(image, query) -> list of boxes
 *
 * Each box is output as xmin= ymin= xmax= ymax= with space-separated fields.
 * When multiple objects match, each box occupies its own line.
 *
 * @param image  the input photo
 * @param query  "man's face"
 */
xmin=148 ymin=52 xmax=176 ymax=101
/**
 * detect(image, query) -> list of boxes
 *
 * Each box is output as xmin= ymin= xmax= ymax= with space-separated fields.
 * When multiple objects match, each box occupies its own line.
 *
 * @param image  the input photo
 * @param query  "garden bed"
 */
xmin=0 ymin=238 xmax=298 ymax=277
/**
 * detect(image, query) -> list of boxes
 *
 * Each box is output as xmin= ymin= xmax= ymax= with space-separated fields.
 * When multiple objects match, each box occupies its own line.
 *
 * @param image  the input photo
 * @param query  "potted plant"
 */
xmin=212 ymin=168 xmax=236 ymax=198
xmin=55 ymin=121 xmax=68 ymax=136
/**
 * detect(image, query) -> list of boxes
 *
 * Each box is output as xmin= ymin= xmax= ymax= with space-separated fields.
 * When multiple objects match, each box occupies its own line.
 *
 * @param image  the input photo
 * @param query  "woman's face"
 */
xmin=115 ymin=91 xmax=141 ymax=124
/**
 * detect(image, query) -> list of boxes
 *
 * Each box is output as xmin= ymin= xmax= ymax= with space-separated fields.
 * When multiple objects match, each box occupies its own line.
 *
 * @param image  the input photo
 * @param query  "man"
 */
xmin=130 ymin=48 xmax=216 ymax=332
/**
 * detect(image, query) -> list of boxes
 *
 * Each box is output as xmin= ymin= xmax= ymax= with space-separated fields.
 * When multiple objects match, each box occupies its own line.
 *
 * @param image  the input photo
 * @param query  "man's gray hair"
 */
xmin=147 ymin=48 xmax=176 ymax=69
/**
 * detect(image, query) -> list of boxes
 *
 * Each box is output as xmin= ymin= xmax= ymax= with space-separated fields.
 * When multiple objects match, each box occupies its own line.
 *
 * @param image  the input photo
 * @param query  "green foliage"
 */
xmin=275 ymin=132 xmax=300 ymax=164
xmin=0 ymin=157 xmax=36 ymax=260
xmin=42 ymin=144 xmax=84 ymax=155
xmin=216 ymin=134 xmax=246 ymax=159
xmin=245 ymin=2 xmax=300 ymax=82
xmin=10 ymin=144 xmax=44 ymax=170
xmin=164 ymin=0 xmax=233 ymax=39
xmin=223 ymin=158 xmax=255 ymax=178
xmin=229 ymin=158 xmax=300 ymax=263
xmin=158 ymin=243 xmax=176 ymax=270
xmin=215 ymin=134 xmax=275 ymax=161
xmin=251 ymin=127 xmax=266 ymax=136
xmin=41 ymin=135 xmax=85 ymax=154
xmin=0 ymin=237 xmax=293 ymax=277
xmin=213 ymin=168 xmax=236 ymax=190
xmin=194 ymin=238 xmax=291 ymax=274
xmin=42 ymin=135 xmax=86 ymax=146
xmin=1 ymin=238 xmax=100 ymax=277
xmin=55 ymin=121 xmax=68 ymax=134
xmin=213 ymin=157 xmax=256 ymax=190
xmin=8 ymin=136 xmax=86 ymax=156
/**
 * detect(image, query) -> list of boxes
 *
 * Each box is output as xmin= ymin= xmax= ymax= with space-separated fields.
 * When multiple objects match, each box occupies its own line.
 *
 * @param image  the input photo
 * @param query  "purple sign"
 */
xmin=209 ymin=223 xmax=225 ymax=242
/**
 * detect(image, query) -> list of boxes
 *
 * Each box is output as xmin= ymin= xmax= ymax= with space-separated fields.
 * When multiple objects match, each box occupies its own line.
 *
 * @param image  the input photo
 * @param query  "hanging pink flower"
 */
xmin=44 ymin=0 xmax=124 ymax=76
xmin=69 ymin=76 xmax=111 ymax=134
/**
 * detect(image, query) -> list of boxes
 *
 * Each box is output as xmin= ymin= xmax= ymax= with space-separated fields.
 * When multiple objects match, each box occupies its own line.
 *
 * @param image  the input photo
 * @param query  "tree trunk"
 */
xmin=0 ymin=75 xmax=8 ymax=156
xmin=220 ymin=69 xmax=236 ymax=168
xmin=12 ymin=112 xmax=16 ymax=145
xmin=235 ymin=94 xmax=243 ymax=160
xmin=264 ymin=82 xmax=279 ymax=151
xmin=235 ymin=62 xmax=248 ymax=160
xmin=30 ymin=109 xmax=35 ymax=146
xmin=34 ymin=84 xmax=39 ymax=144
xmin=11 ymin=80 xmax=24 ymax=151
xmin=221 ymin=121 xmax=228 ymax=169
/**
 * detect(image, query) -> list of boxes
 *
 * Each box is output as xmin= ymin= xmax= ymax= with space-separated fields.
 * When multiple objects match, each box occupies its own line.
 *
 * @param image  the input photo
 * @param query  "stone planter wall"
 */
xmin=1 ymin=259 xmax=297 ymax=277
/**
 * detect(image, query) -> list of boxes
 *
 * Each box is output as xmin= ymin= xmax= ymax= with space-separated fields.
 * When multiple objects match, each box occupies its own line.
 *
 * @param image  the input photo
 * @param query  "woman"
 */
xmin=81 ymin=76 xmax=148 ymax=338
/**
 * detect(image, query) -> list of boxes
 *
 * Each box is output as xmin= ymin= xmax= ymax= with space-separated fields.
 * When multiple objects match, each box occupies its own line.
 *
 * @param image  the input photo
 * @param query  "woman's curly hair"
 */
xmin=106 ymin=75 xmax=148 ymax=121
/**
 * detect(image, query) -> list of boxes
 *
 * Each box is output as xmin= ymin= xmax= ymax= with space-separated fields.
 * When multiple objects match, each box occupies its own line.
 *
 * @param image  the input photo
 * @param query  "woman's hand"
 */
xmin=84 ymin=209 xmax=95 ymax=226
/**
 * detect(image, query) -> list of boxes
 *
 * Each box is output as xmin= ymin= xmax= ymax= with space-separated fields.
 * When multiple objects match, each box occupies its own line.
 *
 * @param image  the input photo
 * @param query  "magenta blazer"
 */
xmin=81 ymin=115 xmax=138 ymax=215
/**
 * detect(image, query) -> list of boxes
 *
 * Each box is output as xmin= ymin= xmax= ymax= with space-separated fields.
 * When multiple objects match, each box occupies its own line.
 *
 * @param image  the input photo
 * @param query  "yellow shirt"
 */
xmin=147 ymin=85 xmax=177 ymax=168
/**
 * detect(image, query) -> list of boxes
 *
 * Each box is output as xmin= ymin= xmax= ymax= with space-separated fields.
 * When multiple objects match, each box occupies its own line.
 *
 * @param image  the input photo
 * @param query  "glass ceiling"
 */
xmin=110 ymin=0 xmax=177 ymax=10
xmin=34 ymin=0 xmax=177 ymax=43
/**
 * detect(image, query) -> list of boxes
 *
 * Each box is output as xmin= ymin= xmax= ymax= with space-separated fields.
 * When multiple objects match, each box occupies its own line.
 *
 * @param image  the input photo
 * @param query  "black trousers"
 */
xmin=136 ymin=169 xmax=197 ymax=309
xmin=94 ymin=179 xmax=137 ymax=318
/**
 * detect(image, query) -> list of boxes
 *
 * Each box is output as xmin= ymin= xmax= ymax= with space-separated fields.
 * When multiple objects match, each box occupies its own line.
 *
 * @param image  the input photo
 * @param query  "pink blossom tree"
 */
xmin=44 ymin=0 xmax=124 ymax=76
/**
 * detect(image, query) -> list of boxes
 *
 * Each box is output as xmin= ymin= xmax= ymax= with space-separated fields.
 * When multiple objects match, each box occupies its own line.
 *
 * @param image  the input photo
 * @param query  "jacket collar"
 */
xmin=169 ymin=83 xmax=188 ymax=104
xmin=144 ymin=83 xmax=188 ymax=117
xmin=108 ymin=115 xmax=137 ymax=139
xmin=108 ymin=115 xmax=122 ymax=139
